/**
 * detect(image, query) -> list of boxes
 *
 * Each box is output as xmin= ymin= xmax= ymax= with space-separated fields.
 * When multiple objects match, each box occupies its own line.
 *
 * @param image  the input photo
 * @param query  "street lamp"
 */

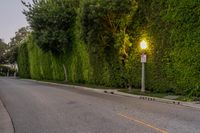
xmin=140 ymin=40 xmax=147 ymax=92
xmin=140 ymin=40 xmax=147 ymax=50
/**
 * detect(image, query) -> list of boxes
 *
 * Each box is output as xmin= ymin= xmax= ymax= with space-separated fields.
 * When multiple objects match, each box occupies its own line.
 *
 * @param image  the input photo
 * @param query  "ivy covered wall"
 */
xmin=18 ymin=0 xmax=200 ymax=96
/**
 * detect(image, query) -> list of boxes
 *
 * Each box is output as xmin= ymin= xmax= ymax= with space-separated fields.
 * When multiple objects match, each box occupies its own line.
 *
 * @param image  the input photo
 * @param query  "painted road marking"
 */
xmin=118 ymin=113 xmax=169 ymax=133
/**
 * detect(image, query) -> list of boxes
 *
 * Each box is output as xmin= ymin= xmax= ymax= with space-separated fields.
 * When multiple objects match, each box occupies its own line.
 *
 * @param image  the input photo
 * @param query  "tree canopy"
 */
xmin=22 ymin=0 xmax=79 ymax=54
xmin=0 ymin=39 xmax=8 ymax=64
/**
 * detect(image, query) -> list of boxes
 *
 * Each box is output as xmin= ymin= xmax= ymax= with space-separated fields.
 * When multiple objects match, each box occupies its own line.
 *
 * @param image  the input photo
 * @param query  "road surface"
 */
xmin=0 ymin=77 xmax=200 ymax=133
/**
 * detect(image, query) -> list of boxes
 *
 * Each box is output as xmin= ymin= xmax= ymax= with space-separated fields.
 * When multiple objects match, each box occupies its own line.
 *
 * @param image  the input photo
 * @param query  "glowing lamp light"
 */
xmin=140 ymin=40 xmax=147 ymax=50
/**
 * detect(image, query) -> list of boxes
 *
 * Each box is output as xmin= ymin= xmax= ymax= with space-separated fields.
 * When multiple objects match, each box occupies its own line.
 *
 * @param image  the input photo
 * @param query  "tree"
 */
xmin=22 ymin=0 xmax=79 ymax=55
xmin=0 ymin=39 xmax=8 ymax=64
xmin=9 ymin=26 xmax=30 ymax=47
xmin=82 ymin=0 xmax=138 ymax=61
xmin=6 ymin=27 xmax=30 ymax=64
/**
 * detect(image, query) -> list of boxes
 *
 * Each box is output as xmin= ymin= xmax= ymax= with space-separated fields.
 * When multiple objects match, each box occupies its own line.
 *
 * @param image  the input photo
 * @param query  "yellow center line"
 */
xmin=117 ymin=113 xmax=169 ymax=133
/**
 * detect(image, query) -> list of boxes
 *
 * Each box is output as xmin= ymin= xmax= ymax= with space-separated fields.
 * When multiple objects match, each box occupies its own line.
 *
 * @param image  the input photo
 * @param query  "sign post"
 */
xmin=140 ymin=40 xmax=147 ymax=92
xmin=141 ymin=53 xmax=147 ymax=92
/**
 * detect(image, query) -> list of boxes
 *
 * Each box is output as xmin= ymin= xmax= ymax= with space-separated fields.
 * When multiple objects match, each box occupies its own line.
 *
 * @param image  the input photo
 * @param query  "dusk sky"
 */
xmin=0 ymin=0 xmax=31 ymax=43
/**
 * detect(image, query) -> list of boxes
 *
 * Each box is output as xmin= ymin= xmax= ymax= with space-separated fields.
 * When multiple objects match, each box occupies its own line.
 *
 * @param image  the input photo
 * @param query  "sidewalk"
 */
xmin=22 ymin=79 xmax=200 ymax=111
xmin=0 ymin=99 xmax=14 ymax=133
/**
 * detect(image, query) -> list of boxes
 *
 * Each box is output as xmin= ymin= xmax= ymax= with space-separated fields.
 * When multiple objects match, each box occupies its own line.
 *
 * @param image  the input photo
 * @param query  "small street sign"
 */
xmin=141 ymin=54 xmax=147 ymax=63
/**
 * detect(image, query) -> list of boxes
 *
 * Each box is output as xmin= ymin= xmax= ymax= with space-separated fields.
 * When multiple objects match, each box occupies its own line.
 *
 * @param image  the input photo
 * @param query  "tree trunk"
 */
xmin=63 ymin=64 xmax=67 ymax=82
xmin=128 ymin=84 xmax=132 ymax=92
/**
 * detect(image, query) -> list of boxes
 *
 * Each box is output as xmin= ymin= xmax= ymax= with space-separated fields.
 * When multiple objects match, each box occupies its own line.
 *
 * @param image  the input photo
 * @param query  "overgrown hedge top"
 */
xmin=23 ymin=0 xmax=79 ymax=54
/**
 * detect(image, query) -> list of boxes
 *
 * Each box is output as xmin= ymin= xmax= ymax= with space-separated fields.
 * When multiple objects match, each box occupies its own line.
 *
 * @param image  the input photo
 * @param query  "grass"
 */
xmin=119 ymin=89 xmax=199 ymax=102
xmin=176 ymin=96 xmax=199 ymax=102
xmin=119 ymin=89 xmax=171 ymax=98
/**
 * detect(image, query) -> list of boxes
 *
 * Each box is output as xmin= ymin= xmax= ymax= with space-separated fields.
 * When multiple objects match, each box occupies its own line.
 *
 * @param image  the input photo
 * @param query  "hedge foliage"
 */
xmin=18 ymin=0 xmax=200 ymax=97
xmin=17 ymin=41 xmax=30 ymax=78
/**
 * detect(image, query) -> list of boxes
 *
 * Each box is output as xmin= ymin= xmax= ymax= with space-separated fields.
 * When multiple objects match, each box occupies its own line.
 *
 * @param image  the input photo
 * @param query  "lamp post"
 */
xmin=140 ymin=40 xmax=147 ymax=92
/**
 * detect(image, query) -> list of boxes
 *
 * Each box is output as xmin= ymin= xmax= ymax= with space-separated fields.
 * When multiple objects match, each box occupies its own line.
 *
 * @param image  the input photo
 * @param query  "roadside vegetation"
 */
xmin=18 ymin=0 xmax=200 ymax=100
xmin=0 ymin=27 xmax=29 ymax=76
xmin=0 ymin=65 xmax=16 ymax=76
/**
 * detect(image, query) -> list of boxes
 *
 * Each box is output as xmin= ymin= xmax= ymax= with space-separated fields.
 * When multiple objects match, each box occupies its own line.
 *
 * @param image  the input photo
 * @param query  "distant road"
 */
xmin=0 ymin=77 xmax=200 ymax=133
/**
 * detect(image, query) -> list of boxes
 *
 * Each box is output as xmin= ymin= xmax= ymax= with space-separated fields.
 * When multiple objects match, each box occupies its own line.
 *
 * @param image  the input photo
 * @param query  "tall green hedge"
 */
xmin=17 ymin=41 xmax=30 ymax=78
xmin=18 ymin=0 xmax=200 ymax=97
xmin=26 ymin=36 xmax=65 ymax=80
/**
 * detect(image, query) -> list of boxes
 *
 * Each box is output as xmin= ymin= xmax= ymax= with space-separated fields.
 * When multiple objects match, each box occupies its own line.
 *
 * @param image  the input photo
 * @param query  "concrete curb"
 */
xmin=21 ymin=79 xmax=200 ymax=111
xmin=0 ymin=99 xmax=14 ymax=133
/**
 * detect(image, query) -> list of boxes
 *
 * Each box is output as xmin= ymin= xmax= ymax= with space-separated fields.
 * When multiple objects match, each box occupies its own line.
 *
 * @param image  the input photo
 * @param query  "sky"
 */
xmin=0 ymin=0 xmax=31 ymax=43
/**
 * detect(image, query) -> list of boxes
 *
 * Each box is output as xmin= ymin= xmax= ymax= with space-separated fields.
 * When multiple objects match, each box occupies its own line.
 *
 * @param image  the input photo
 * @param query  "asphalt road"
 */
xmin=0 ymin=77 xmax=200 ymax=133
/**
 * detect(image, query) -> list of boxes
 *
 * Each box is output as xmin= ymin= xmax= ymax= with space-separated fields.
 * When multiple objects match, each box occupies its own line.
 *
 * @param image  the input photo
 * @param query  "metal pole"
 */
xmin=141 ymin=62 xmax=145 ymax=92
